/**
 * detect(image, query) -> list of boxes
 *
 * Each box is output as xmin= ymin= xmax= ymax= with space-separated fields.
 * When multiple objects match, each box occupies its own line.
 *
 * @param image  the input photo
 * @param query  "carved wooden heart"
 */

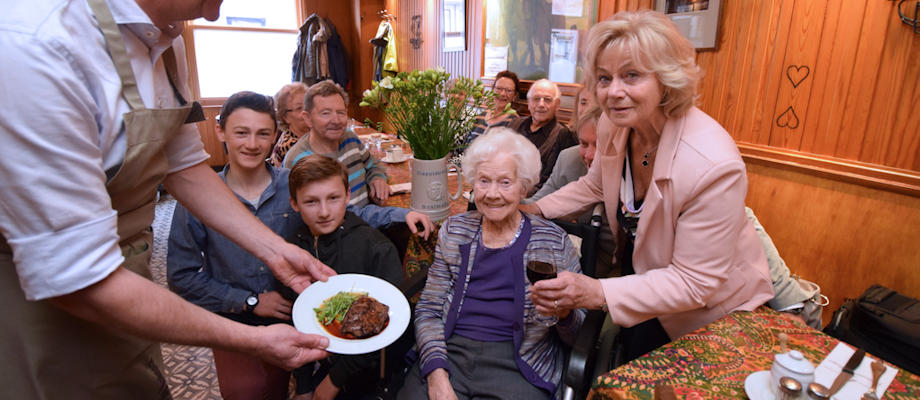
xmin=776 ymin=106 xmax=800 ymax=129
xmin=786 ymin=65 xmax=810 ymax=88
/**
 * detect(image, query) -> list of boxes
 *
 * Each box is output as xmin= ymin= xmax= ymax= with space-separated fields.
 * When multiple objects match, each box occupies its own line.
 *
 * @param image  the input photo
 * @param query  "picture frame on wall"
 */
xmin=655 ymin=0 xmax=722 ymax=50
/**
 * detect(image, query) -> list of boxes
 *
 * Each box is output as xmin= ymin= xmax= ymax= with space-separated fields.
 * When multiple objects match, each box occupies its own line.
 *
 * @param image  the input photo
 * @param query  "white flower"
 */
xmin=362 ymin=89 xmax=372 ymax=98
xmin=436 ymin=66 xmax=446 ymax=73
xmin=379 ymin=76 xmax=394 ymax=89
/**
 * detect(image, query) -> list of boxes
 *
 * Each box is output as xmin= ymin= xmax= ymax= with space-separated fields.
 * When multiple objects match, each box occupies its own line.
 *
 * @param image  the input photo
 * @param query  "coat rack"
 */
xmin=897 ymin=0 xmax=919 ymax=33
xmin=378 ymin=9 xmax=396 ymax=22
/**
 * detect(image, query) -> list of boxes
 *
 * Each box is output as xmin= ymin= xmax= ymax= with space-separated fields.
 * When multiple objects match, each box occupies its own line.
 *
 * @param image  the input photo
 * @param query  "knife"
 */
xmin=828 ymin=348 xmax=866 ymax=396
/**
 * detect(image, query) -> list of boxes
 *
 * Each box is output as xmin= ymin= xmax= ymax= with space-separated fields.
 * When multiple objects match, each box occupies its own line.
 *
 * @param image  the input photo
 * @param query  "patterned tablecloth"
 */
xmin=588 ymin=307 xmax=920 ymax=399
xmin=364 ymin=133 xmax=469 ymax=281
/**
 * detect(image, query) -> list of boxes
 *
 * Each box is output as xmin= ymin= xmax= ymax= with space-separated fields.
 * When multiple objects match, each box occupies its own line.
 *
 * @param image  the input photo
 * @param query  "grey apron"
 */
xmin=0 ymin=0 xmax=203 ymax=397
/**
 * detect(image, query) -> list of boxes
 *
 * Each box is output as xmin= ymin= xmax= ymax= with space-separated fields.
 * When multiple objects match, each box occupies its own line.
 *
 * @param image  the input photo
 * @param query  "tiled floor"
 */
xmin=152 ymin=197 xmax=222 ymax=399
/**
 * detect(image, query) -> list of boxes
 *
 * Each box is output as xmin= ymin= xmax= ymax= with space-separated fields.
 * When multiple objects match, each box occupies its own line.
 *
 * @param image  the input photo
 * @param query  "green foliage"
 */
xmin=313 ymin=291 xmax=366 ymax=325
xmin=360 ymin=68 xmax=495 ymax=160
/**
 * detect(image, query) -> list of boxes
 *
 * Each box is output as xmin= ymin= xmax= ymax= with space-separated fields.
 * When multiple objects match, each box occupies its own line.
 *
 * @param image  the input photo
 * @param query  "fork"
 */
xmin=862 ymin=360 xmax=886 ymax=400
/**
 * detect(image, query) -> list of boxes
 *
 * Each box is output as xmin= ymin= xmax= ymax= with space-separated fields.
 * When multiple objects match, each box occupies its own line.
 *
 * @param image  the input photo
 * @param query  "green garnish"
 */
xmin=314 ymin=291 xmax=367 ymax=325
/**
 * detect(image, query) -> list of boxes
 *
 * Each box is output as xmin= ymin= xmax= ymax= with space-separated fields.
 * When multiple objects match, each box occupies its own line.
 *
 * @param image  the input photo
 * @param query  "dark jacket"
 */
xmin=509 ymin=116 xmax=576 ymax=193
xmin=288 ymin=211 xmax=403 ymax=389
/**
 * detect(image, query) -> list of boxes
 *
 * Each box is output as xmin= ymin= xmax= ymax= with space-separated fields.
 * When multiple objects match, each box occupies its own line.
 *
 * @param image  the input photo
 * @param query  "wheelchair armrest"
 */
xmin=563 ymin=309 xmax=608 ymax=397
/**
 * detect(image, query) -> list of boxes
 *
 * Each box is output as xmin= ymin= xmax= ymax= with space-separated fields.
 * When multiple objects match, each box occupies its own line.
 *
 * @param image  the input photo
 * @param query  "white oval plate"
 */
xmin=292 ymin=274 xmax=410 ymax=355
xmin=744 ymin=370 xmax=774 ymax=400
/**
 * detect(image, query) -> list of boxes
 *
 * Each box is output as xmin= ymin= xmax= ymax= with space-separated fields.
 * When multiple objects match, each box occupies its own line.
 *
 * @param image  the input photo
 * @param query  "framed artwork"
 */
xmin=442 ymin=0 xmax=466 ymax=52
xmin=482 ymin=0 xmax=598 ymax=82
xmin=655 ymin=0 xmax=722 ymax=50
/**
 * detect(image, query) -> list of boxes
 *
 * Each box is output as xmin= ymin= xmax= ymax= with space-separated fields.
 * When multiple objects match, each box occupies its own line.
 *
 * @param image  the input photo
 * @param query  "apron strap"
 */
xmin=87 ymin=0 xmax=146 ymax=111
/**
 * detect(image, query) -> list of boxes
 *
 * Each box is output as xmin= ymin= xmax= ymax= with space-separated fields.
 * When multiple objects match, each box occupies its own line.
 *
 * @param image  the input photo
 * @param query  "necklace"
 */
xmin=641 ymin=145 xmax=659 ymax=167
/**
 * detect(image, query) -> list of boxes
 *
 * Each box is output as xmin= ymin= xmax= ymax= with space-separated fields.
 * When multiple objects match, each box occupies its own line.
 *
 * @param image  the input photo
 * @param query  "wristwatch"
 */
xmin=245 ymin=293 xmax=259 ymax=312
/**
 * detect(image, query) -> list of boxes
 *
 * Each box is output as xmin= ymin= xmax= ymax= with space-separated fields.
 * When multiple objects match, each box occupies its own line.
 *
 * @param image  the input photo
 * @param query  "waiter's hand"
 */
xmin=252 ymin=324 xmax=329 ymax=370
xmin=269 ymin=242 xmax=336 ymax=293
xmin=369 ymin=177 xmax=390 ymax=203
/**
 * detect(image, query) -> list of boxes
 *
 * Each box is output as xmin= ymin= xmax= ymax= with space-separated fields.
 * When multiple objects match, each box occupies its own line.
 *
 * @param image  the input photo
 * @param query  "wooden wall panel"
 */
xmin=745 ymin=161 xmax=920 ymax=326
xmin=597 ymin=0 xmax=920 ymax=184
xmin=196 ymin=104 xmax=226 ymax=168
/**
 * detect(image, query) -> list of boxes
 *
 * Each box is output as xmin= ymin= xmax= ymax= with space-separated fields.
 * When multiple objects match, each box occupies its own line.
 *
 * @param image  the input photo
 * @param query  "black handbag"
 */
xmin=823 ymin=285 xmax=920 ymax=375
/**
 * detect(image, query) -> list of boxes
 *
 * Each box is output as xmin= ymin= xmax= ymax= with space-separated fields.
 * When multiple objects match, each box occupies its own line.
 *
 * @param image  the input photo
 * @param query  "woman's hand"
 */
xmin=518 ymin=202 xmax=543 ymax=217
xmin=531 ymin=271 xmax=607 ymax=315
xmin=253 ymin=291 xmax=293 ymax=320
xmin=313 ymin=375 xmax=340 ymax=400
xmin=427 ymin=369 xmax=459 ymax=400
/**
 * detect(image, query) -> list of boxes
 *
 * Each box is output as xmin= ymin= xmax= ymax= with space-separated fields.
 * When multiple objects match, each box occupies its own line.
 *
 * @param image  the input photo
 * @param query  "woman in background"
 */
xmin=463 ymin=70 xmax=520 ymax=147
xmin=270 ymin=82 xmax=310 ymax=166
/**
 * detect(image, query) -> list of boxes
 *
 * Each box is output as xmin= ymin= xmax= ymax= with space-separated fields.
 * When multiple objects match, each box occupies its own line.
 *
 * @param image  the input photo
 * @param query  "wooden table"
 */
xmin=587 ymin=307 xmax=920 ymax=399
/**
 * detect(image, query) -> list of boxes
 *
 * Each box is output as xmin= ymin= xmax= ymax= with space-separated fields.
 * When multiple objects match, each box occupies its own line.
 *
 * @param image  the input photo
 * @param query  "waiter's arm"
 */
xmin=163 ymin=162 xmax=335 ymax=292
xmin=51 ymin=267 xmax=328 ymax=369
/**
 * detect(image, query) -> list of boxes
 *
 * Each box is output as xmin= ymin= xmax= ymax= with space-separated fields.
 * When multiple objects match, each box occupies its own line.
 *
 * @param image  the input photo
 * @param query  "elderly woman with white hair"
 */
xmin=398 ymin=128 xmax=585 ymax=400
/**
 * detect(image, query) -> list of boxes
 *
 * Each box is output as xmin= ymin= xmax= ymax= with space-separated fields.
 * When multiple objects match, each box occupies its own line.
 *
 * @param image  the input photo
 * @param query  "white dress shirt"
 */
xmin=0 ymin=0 xmax=209 ymax=300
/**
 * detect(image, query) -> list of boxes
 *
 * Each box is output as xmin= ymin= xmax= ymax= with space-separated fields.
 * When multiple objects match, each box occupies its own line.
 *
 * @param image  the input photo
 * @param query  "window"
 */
xmin=184 ymin=0 xmax=302 ymax=99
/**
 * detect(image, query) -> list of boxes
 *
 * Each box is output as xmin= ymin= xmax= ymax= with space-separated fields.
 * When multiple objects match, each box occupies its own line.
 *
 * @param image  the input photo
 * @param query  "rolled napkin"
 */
xmin=814 ymin=342 xmax=898 ymax=399
xmin=389 ymin=182 xmax=411 ymax=194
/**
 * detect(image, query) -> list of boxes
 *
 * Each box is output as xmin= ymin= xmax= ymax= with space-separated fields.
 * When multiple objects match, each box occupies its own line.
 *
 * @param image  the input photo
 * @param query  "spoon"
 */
xmin=862 ymin=360 xmax=886 ymax=400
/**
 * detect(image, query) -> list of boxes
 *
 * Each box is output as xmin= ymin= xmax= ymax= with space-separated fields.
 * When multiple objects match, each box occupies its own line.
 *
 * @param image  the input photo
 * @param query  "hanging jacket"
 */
xmin=371 ymin=21 xmax=390 ymax=81
xmin=326 ymin=22 xmax=349 ymax=88
xmin=293 ymin=13 xmax=331 ymax=84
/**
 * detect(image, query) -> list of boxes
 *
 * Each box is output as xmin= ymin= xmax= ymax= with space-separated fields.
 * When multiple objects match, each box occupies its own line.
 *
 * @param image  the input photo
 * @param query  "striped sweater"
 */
xmin=282 ymin=130 xmax=386 ymax=206
xmin=413 ymin=211 xmax=585 ymax=398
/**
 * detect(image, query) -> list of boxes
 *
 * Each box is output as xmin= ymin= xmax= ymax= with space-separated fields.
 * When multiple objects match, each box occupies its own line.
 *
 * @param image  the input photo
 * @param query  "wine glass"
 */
xmin=526 ymin=260 xmax=557 ymax=284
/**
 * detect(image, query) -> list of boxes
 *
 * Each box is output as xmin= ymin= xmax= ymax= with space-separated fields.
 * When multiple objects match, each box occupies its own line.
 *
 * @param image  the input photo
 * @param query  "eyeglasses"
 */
xmin=493 ymin=87 xmax=515 ymax=94
xmin=285 ymin=107 xmax=303 ymax=115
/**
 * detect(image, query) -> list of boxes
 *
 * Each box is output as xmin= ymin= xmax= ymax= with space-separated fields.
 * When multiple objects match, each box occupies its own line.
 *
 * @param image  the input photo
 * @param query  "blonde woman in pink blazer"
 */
xmin=524 ymin=10 xmax=774 ymax=361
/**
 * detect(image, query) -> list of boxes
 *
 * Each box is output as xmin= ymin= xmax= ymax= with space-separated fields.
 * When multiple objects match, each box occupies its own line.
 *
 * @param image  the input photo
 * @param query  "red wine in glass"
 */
xmin=527 ymin=260 xmax=557 ymax=283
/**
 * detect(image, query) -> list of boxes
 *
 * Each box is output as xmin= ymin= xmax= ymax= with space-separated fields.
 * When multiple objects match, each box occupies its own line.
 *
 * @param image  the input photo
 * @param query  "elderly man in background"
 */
xmin=509 ymin=79 xmax=577 ymax=194
xmin=283 ymin=80 xmax=390 ymax=205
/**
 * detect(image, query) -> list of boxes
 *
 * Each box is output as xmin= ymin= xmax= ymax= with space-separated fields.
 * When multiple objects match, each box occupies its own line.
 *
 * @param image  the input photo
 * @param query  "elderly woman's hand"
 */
xmin=427 ymin=369 xmax=459 ymax=400
xmin=531 ymin=271 xmax=606 ymax=316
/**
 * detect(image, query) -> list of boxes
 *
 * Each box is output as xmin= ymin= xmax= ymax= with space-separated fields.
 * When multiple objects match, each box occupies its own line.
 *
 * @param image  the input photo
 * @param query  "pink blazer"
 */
xmin=536 ymin=107 xmax=774 ymax=339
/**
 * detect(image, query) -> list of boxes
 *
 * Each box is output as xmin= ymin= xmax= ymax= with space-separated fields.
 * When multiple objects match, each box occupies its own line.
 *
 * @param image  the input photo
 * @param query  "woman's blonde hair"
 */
xmin=583 ymin=10 xmax=702 ymax=118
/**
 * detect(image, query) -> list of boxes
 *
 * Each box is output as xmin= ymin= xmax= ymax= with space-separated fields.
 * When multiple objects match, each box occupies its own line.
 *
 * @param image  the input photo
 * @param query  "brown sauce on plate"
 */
xmin=321 ymin=319 xmax=390 ymax=340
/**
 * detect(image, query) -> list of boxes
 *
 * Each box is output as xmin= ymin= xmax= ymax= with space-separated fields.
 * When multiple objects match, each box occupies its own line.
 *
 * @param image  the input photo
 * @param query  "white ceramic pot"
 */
xmin=770 ymin=350 xmax=815 ymax=397
xmin=409 ymin=156 xmax=463 ymax=222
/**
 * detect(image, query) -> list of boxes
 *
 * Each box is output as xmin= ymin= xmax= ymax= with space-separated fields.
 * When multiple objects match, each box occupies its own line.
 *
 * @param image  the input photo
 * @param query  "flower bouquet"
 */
xmin=359 ymin=68 xmax=494 ymax=160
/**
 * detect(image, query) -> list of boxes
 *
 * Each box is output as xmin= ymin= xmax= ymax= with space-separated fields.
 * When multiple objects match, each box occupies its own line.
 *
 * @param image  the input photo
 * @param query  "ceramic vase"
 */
xmin=409 ymin=156 xmax=463 ymax=222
